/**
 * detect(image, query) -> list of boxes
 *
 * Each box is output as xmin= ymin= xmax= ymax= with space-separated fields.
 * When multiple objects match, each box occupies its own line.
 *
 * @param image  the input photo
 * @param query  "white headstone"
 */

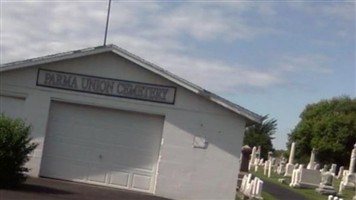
xmin=268 ymin=159 xmax=272 ymax=178
xmin=249 ymin=146 xmax=257 ymax=171
xmin=315 ymin=172 xmax=336 ymax=195
xmin=314 ymin=163 xmax=320 ymax=170
xmin=307 ymin=148 xmax=316 ymax=170
xmin=348 ymin=143 xmax=356 ymax=174
xmin=256 ymin=146 xmax=261 ymax=163
xmin=263 ymin=161 xmax=267 ymax=175
xmin=339 ymin=143 xmax=356 ymax=188
xmin=329 ymin=164 xmax=337 ymax=176
xmin=284 ymin=142 xmax=296 ymax=177
xmin=289 ymin=142 xmax=296 ymax=164
xmin=337 ymin=166 xmax=344 ymax=179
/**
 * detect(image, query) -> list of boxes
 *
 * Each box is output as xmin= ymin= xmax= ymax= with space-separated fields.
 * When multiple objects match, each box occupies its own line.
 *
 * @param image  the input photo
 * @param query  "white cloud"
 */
xmin=320 ymin=2 xmax=355 ymax=21
xmin=288 ymin=1 xmax=355 ymax=22
xmin=109 ymin=34 xmax=282 ymax=93
xmin=278 ymin=54 xmax=333 ymax=74
xmin=0 ymin=1 xmax=339 ymax=96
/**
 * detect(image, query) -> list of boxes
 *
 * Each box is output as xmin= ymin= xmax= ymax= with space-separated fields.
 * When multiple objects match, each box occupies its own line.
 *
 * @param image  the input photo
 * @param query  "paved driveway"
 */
xmin=0 ymin=178 xmax=171 ymax=200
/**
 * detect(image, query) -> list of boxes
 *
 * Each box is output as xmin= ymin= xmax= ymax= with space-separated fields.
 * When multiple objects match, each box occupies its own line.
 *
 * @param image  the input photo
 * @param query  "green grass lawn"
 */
xmin=251 ymin=167 xmax=355 ymax=200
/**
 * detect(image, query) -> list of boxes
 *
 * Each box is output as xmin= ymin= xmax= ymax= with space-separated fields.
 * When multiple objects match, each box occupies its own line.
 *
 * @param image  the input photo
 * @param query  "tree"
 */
xmin=288 ymin=96 xmax=356 ymax=167
xmin=0 ymin=114 xmax=38 ymax=188
xmin=243 ymin=115 xmax=277 ymax=160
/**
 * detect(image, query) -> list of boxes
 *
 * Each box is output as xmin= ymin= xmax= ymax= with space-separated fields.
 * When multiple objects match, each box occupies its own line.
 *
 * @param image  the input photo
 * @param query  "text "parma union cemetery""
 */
xmin=37 ymin=69 xmax=176 ymax=104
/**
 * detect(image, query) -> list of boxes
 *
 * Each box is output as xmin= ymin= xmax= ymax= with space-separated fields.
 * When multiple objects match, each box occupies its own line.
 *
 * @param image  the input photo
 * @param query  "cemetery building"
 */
xmin=0 ymin=45 xmax=262 ymax=200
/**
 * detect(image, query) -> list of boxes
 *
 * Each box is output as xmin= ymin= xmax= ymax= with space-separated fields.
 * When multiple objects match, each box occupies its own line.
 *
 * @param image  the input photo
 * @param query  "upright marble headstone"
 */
xmin=320 ymin=164 xmax=328 ymax=173
xmin=342 ymin=143 xmax=356 ymax=187
xmin=315 ymin=172 xmax=336 ymax=195
xmin=314 ymin=163 xmax=321 ymax=170
xmin=307 ymin=148 xmax=316 ymax=170
xmin=348 ymin=143 xmax=356 ymax=174
xmin=249 ymin=146 xmax=257 ymax=171
xmin=256 ymin=146 xmax=261 ymax=164
xmin=337 ymin=166 xmax=344 ymax=179
xmin=284 ymin=142 xmax=296 ymax=177
xmin=277 ymin=160 xmax=286 ymax=175
xmin=329 ymin=164 xmax=337 ymax=176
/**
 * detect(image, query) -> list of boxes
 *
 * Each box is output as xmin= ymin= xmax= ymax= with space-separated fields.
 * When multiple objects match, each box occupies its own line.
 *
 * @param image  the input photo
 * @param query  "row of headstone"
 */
xmin=239 ymin=173 xmax=263 ymax=200
xmin=286 ymin=142 xmax=356 ymax=197
xmin=240 ymin=142 xmax=356 ymax=199
xmin=248 ymin=146 xmax=266 ymax=172
xmin=263 ymin=160 xmax=273 ymax=178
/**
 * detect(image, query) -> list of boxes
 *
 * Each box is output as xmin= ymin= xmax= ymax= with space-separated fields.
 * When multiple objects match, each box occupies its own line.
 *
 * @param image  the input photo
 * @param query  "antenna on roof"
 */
xmin=103 ymin=0 xmax=112 ymax=46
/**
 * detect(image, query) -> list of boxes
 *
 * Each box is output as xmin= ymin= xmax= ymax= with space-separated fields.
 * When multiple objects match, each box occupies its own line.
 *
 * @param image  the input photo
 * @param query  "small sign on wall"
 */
xmin=193 ymin=136 xmax=208 ymax=149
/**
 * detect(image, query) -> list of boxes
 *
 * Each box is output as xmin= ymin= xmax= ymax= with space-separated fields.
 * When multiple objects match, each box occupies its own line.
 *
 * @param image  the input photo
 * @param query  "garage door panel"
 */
xmin=132 ymin=174 xmax=152 ymax=191
xmin=41 ymin=101 xmax=163 ymax=193
xmin=50 ymin=103 xmax=161 ymax=131
xmin=110 ymin=150 xmax=157 ymax=171
xmin=41 ymin=158 xmax=87 ymax=181
xmin=49 ymin=117 xmax=160 ymax=152
xmin=44 ymin=140 xmax=90 ymax=162
xmin=110 ymin=171 xmax=130 ymax=187
xmin=88 ymin=166 xmax=107 ymax=183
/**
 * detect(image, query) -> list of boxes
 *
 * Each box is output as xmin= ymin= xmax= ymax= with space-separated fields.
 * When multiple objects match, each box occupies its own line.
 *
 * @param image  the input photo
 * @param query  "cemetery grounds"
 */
xmin=236 ymin=168 xmax=355 ymax=200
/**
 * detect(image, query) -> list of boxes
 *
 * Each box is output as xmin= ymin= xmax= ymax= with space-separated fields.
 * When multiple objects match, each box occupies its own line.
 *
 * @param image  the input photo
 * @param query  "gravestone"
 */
xmin=340 ymin=143 xmax=356 ymax=188
xmin=256 ymin=146 xmax=261 ymax=163
xmin=307 ymin=148 xmax=316 ymax=170
xmin=249 ymin=146 xmax=257 ymax=171
xmin=239 ymin=174 xmax=263 ymax=200
xmin=320 ymin=164 xmax=328 ymax=173
xmin=290 ymin=164 xmax=303 ymax=187
xmin=329 ymin=164 xmax=337 ymax=176
xmin=349 ymin=143 xmax=356 ymax=174
xmin=291 ymin=167 xmax=321 ymax=188
xmin=314 ymin=163 xmax=321 ymax=170
xmin=264 ymin=161 xmax=268 ymax=175
xmin=284 ymin=142 xmax=296 ymax=177
xmin=277 ymin=161 xmax=286 ymax=175
xmin=337 ymin=166 xmax=344 ymax=179
xmin=315 ymin=172 xmax=336 ymax=195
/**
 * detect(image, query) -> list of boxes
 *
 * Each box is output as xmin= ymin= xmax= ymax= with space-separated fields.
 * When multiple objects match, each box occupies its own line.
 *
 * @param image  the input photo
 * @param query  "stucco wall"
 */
xmin=0 ymin=52 xmax=246 ymax=200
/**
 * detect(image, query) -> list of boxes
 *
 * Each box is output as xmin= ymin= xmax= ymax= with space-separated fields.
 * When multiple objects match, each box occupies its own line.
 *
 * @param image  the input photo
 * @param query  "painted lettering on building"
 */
xmin=37 ymin=69 xmax=176 ymax=104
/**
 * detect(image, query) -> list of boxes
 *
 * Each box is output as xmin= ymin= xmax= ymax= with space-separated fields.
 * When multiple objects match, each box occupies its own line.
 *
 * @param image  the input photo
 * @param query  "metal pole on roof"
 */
xmin=103 ymin=0 xmax=112 ymax=46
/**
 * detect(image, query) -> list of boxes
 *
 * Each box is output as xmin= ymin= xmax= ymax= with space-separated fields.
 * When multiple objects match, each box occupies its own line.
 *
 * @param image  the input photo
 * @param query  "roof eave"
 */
xmin=0 ymin=46 xmax=111 ymax=72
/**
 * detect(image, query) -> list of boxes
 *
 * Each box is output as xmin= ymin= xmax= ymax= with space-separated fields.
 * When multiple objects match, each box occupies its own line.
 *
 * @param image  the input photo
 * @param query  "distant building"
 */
xmin=0 ymin=45 xmax=262 ymax=200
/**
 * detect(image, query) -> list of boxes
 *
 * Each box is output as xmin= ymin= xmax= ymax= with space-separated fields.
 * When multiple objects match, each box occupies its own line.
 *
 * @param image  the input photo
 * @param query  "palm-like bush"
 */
xmin=0 ymin=114 xmax=38 ymax=187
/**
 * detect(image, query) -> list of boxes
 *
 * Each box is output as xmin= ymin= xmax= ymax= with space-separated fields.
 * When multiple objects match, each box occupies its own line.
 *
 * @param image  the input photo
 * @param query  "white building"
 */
xmin=0 ymin=45 xmax=262 ymax=200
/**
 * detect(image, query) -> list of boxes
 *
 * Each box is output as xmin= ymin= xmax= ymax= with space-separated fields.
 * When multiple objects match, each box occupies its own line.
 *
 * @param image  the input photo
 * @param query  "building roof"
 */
xmin=0 ymin=44 xmax=263 ymax=125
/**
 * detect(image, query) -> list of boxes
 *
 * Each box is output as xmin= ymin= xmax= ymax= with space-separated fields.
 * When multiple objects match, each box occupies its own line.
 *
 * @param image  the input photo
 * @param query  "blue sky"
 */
xmin=1 ymin=1 xmax=355 ymax=149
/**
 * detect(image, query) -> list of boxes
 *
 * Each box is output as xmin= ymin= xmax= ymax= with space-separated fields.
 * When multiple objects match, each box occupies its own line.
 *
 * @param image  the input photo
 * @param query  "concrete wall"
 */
xmin=0 ymin=52 xmax=246 ymax=200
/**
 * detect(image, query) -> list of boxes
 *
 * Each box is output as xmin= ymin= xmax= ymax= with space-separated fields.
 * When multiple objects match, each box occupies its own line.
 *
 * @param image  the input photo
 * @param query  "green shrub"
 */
xmin=0 ymin=114 xmax=38 ymax=188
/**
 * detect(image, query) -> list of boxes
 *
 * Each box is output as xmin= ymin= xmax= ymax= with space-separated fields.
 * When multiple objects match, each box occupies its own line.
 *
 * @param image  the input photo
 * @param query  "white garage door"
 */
xmin=40 ymin=101 xmax=164 ymax=192
xmin=0 ymin=95 xmax=26 ymax=119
